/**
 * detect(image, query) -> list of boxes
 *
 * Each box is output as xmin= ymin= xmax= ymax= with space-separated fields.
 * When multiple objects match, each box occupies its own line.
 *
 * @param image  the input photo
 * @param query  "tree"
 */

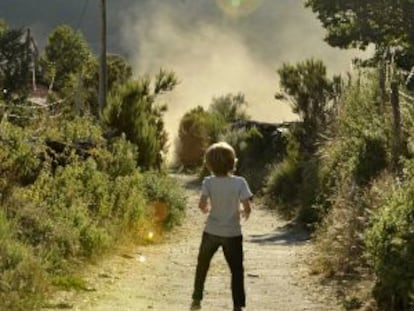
xmin=42 ymin=24 xmax=91 ymax=90
xmin=176 ymin=106 xmax=225 ymax=168
xmin=305 ymin=0 xmax=414 ymax=69
xmin=276 ymin=59 xmax=337 ymax=153
xmin=103 ymin=70 xmax=177 ymax=169
xmin=0 ymin=27 xmax=31 ymax=100
xmin=209 ymin=93 xmax=250 ymax=123
xmin=69 ymin=54 xmax=133 ymax=115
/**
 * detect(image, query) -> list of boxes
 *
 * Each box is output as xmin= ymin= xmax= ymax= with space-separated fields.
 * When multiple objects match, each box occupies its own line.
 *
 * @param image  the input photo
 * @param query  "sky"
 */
xmin=0 ymin=0 xmax=370 ymax=139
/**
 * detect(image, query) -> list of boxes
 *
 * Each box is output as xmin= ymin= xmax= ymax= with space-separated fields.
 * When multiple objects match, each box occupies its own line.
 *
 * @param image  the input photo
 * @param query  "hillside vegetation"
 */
xmin=0 ymin=21 xmax=186 ymax=311
xmin=2 ymin=1 xmax=414 ymax=309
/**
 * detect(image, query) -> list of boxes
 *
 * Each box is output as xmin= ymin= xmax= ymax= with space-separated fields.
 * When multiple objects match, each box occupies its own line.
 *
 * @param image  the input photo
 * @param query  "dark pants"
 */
xmin=192 ymin=232 xmax=246 ymax=307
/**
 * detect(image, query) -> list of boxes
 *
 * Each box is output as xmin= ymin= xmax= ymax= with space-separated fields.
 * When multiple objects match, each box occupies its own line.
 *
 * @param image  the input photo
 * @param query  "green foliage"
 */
xmin=95 ymin=135 xmax=138 ymax=177
xmin=277 ymin=59 xmax=337 ymax=154
xmin=0 ymin=210 xmax=47 ymax=311
xmin=209 ymin=93 xmax=249 ymax=123
xmin=176 ymin=92 xmax=249 ymax=169
xmin=305 ymin=0 xmax=414 ymax=70
xmin=176 ymin=106 xmax=226 ymax=169
xmin=46 ymin=115 xmax=104 ymax=144
xmin=42 ymin=24 xmax=91 ymax=91
xmin=365 ymin=160 xmax=414 ymax=310
xmin=263 ymin=135 xmax=301 ymax=218
xmin=104 ymin=71 xmax=177 ymax=169
xmin=0 ymin=27 xmax=31 ymax=100
xmin=67 ymin=54 xmax=133 ymax=116
xmin=140 ymin=171 xmax=187 ymax=229
xmin=307 ymin=72 xmax=398 ymax=309
xmin=0 ymin=23 xmax=187 ymax=311
xmin=221 ymin=126 xmax=286 ymax=192
xmin=0 ymin=121 xmax=44 ymax=195
xmin=0 ymin=110 xmax=187 ymax=310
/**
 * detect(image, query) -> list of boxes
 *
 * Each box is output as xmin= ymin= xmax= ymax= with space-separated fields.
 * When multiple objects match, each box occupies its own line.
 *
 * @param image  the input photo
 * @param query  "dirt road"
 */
xmin=45 ymin=175 xmax=340 ymax=311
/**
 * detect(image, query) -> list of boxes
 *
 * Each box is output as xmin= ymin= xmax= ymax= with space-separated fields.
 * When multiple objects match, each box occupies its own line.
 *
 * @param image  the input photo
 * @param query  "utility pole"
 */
xmin=98 ymin=0 xmax=107 ymax=116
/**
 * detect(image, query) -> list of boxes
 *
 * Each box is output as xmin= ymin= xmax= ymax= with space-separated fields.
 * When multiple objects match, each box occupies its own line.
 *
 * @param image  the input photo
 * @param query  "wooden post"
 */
xmin=98 ymin=0 xmax=107 ymax=116
xmin=390 ymin=81 xmax=401 ymax=169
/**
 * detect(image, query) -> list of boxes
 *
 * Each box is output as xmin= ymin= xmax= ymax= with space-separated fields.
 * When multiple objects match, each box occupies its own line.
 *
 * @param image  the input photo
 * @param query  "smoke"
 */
xmin=119 ymin=0 xmax=370 ymax=151
xmin=1 ymin=0 xmax=371 ymax=153
xmin=121 ymin=4 xmax=294 ymax=143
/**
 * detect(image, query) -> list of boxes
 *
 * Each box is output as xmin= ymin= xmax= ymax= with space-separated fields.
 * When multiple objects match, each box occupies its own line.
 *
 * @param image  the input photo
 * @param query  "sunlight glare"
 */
xmin=216 ymin=0 xmax=264 ymax=17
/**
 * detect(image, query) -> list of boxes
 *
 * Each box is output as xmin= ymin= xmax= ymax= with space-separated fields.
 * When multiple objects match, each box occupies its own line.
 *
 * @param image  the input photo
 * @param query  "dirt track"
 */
xmin=45 ymin=175 xmax=340 ymax=311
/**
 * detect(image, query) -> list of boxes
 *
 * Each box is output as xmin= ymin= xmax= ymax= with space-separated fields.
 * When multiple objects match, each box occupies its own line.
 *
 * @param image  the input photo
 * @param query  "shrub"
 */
xmin=365 ymin=160 xmax=414 ymax=310
xmin=0 ymin=121 xmax=43 ymax=195
xmin=208 ymin=93 xmax=249 ymax=123
xmin=45 ymin=115 xmax=104 ymax=144
xmin=263 ymin=136 xmax=301 ymax=218
xmin=140 ymin=171 xmax=187 ymax=229
xmin=175 ymin=92 xmax=250 ymax=170
xmin=104 ymin=71 xmax=177 ymax=169
xmin=0 ymin=211 xmax=46 ymax=311
xmin=176 ymin=106 xmax=225 ymax=169
xmin=309 ymin=71 xmax=398 ymax=308
xmin=221 ymin=126 xmax=286 ymax=192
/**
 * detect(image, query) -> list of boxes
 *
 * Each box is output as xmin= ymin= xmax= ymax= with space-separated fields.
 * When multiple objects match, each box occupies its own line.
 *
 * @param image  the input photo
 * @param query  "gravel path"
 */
xmin=45 ymin=175 xmax=340 ymax=311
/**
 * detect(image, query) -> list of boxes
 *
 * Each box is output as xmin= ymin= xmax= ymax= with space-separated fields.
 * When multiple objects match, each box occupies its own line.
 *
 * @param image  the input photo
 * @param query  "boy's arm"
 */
xmin=199 ymin=195 xmax=209 ymax=214
xmin=241 ymin=198 xmax=251 ymax=220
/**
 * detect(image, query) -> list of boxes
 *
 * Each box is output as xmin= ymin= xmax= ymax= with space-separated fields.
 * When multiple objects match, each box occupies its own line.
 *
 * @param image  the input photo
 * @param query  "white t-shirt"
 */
xmin=201 ymin=175 xmax=253 ymax=237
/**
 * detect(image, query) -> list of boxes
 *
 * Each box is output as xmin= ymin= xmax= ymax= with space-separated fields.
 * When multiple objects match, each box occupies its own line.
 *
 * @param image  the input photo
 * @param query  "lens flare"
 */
xmin=216 ymin=0 xmax=264 ymax=17
xmin=147 ymin=231 xmax=154 ymax=240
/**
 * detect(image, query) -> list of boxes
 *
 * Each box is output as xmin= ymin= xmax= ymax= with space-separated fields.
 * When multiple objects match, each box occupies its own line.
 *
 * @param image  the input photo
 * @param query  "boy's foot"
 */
xmin=190 ymin=300 xmax=201 ymax=310
xmin=233 ymin=307 xmax=243 ymax=311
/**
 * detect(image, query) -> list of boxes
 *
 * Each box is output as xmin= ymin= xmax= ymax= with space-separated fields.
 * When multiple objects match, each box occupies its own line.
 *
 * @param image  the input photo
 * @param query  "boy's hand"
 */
xmin=200 ymin=205 xmax=209 ymax=214
xmin=241 ymin=199 xmax=251 ymax=220
xmin=241 ymin=208 xmax=251 ymax=220
xmin=199 ymin=195 xmax=209 ymax=214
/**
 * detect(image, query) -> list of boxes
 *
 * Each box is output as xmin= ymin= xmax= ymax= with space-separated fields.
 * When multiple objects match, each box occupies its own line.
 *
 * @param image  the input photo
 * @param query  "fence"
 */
xmin=380 ymin=60 xmax=414 ymax=170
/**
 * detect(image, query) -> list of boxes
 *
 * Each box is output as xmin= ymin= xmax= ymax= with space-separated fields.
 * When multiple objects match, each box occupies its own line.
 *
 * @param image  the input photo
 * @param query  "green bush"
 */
xmin=263 ymin=136 xmax=301 ymax=218
xmin=308 ymin=72 xmax=400 ymax=308
xmin=0 ymin=121 xmax=43 ymax=194
xmin=140 ymin=171 xmax=187 ymax=229
xmin=221 ymin=126 xmax=286 ymax=193
xmin=0 ymin=113 xmax=187 ymax=310
xmin=175 ymin=93 xmax=250 ymax=170
xmin=176 ymin=106 xmax=225 ymax=169
xmin=0 ymin=211 xmax=46 ymax=311
xmin=45 ymin=115 xmax=104 ymax=144
xmin=87 ymin=133 xmax=138 ymax=178
xmin=208 ymin=93 xmax=249 ymax=123
xmin=365 ymin=160 xmax=414 ymax=310
xmin=104 ymin=71 xmax=177 ymax=170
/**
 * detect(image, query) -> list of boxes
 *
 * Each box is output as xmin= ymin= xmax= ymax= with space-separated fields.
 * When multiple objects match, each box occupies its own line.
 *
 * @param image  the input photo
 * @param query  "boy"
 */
xmin=191 ymin=142 xmax=253 ymax=311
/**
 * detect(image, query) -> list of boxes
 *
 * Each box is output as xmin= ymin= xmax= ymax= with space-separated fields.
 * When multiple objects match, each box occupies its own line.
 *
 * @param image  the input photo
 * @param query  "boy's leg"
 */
xmin=192 ymin=232 xmax=220 ymax=302
xmin=222 ymin=235 xmax=245 ymax=308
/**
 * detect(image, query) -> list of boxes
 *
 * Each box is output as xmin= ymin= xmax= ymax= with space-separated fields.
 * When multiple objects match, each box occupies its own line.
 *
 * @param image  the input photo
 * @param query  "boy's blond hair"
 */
xmin=204 ymin=142 xmax=237 ymax=176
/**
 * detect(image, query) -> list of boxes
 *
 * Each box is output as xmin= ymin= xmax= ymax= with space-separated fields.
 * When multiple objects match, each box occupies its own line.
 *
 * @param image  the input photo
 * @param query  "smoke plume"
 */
xmin=118 ymin=0 xmax=369 ymax=146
